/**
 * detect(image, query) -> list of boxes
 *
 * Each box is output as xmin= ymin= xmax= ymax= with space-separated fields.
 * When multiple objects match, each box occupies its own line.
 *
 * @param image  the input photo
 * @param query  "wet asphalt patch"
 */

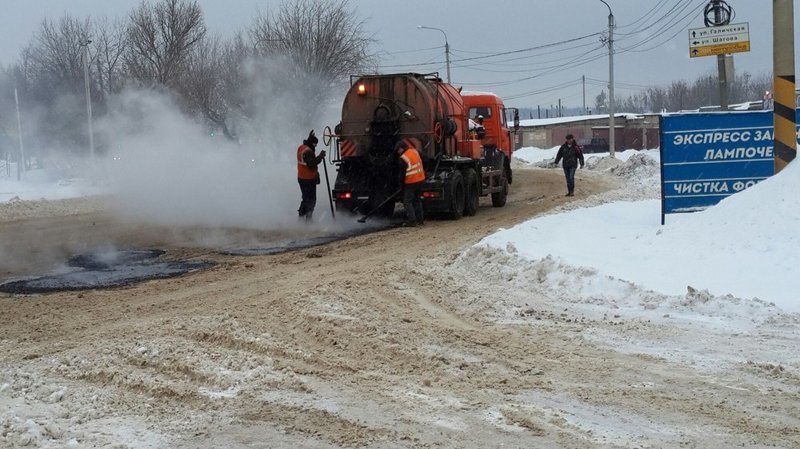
xmin=220 ymin=223 xmax=396 ymax=256
xmin=0 ymin=223 xmax=394 ymax=294
xmin=0 ymin=250 xmax=214 ymax=295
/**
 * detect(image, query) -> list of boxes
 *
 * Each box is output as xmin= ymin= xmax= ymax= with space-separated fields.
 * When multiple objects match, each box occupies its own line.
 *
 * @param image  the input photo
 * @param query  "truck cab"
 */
xmin=461 ymin=92 xmax=519 ymax=183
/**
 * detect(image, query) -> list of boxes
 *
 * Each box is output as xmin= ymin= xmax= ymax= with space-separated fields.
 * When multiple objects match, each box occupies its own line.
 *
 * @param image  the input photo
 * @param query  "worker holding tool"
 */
xmin=395 ymin=141 xmax=426 ymax=227
xmin=296 ymin=130 xmax=326 ymax=221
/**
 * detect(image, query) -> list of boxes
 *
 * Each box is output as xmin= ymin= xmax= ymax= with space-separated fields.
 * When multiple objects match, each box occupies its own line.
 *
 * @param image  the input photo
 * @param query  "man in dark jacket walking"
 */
xmin=553 ymin=134 xmax=584 ymax=196
xmin=296 ymin=130 xmax=326 ymax=221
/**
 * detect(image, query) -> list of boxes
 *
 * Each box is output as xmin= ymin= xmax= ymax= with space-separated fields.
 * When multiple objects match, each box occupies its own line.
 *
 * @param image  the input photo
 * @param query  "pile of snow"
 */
xmin=473 ymin=159 xmax=800 ymax=314
xmin=512 ymin=146 xmax=559 ymax=166
xmin=513 ymin=147 xmax=660 ymax=169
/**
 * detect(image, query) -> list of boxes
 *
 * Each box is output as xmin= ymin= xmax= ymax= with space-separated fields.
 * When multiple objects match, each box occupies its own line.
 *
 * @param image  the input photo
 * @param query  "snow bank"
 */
xmin=513 ymin=146 xmax=659 ymax=169
xmin=477 ymin=160 xmax=800 ymax=313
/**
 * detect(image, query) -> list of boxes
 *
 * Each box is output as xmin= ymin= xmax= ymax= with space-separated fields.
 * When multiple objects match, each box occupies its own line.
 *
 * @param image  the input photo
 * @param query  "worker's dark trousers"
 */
xmin=402 ymin=181 xmax=424 ymax=224
xmin=563 ymin=166 xmax=577 ymax=194
xmin=298 ymin=179 xmax=317 ymax=219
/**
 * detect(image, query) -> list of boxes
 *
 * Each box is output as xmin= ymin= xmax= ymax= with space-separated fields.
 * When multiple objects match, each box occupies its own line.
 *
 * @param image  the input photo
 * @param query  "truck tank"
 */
xmin=328 ymin=73 xmax=514 ymax=219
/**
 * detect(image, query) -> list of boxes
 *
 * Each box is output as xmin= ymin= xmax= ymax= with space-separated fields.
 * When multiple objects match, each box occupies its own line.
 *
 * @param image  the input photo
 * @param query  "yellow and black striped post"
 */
xmin=774 ymin=0 xmax=796 ymax=173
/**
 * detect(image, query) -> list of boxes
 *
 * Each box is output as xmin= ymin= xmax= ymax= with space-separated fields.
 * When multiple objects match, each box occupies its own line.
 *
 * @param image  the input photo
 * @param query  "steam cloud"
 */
xmin=97 ymin=56 xmax=343 ymax=231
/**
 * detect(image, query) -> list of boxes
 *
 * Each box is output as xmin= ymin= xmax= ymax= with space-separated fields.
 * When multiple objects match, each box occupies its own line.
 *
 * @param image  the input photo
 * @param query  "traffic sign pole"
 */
xmin=713 ymin=1 xmax=729 ymax=110
xmin=773 ymin=0 xmax=796 ymax=173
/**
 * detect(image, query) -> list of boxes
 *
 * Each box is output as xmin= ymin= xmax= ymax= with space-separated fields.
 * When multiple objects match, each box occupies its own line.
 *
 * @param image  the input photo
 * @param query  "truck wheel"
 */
xmin=448 ymin=171 xmax=465 ymax=220
xmin=491 ymin=176 xmax=508 ymax=207
xmin=463 ymin=168 xmax=479 ymax=216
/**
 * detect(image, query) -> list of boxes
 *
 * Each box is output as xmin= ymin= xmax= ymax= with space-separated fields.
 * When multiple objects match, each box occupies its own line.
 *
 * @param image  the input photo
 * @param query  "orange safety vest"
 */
xmin=400 ymin=148 xmax=425 ymax=184
xmin=297 ymin=144 xmax=318 ymax=180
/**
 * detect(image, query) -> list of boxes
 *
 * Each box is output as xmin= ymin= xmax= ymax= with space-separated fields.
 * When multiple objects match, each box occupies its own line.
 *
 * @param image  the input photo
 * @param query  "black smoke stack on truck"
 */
xmin=328 ymin=73 xmax=518 ymax=219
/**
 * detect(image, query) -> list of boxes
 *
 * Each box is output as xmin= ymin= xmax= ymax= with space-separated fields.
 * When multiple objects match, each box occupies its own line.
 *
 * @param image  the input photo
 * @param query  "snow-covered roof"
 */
xmin=460 ymin=91 xmax=501 ymax=97
xmin=517 ymin=113 xmax=642 ymax=128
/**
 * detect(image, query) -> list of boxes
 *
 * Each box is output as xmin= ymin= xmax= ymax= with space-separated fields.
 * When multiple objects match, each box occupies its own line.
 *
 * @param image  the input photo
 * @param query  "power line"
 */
xmin=585 ymin=77 xmax=652 ymax=89
xmin=453 ymin=44 xmax=605 ymax=88
xmin=377 ymin=32 xmax=601 ymax=69
xmin=616 ymin=0 xmax=705 ymax=53
xmin=502 ymin=78 xmax=583 ymax=101
xmin=615 ymin=0 xmax=697 ymax=39
xmin=615 ymin=0 xmax=671 ymax=30
xmin=380 ymin=45 xmax=444 ymax=56
xmin=448 ymin=39 xmax=604 ymax=70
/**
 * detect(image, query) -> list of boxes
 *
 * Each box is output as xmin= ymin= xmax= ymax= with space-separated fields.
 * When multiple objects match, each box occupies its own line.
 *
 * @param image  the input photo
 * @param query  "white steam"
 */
xmin=96 ymin=56 xmax=345 ymax=231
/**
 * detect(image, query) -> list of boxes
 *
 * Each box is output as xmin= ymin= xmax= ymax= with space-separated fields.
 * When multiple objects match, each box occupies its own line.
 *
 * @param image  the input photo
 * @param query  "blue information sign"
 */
xmin=660 ymin=110 xmax=800 ymax=223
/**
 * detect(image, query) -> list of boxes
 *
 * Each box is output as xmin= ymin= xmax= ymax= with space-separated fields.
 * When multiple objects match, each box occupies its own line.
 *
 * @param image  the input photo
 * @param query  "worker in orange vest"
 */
xmin=395 ymin=141 xmax=426 ymax=227
xmin=297 ymin=130 xmax=326 ymax=221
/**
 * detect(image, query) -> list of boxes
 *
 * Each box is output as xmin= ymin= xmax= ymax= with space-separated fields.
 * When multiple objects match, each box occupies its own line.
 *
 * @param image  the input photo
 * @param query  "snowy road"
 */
xmin=1 ymin=166 xmax=799 ymax=448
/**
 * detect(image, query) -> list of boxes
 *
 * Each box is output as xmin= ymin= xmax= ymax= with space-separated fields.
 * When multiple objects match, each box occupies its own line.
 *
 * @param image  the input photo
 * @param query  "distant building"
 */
xmin=514 ymin=113 xmax=660 ymax=151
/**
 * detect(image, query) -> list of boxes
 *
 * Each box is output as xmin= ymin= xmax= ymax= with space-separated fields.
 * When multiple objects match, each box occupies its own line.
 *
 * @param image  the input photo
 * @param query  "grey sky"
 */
xmin=1 ymin=0 xmax=797 ymax=109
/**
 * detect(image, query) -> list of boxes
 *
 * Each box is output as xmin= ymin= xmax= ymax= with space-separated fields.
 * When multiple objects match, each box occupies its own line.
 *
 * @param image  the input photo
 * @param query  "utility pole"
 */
xmin=712 ymin=0 xmax=730 ymax=110
xmin=445 ymin=39 xmax=451 ymax=84
xmin=600 ymin=0 xmax=615 ymax=158
xmin=81 ymin=38 xmax=95 ymax=163
xmin=773 ymin=0 xmax=796 ymax=173
xmin=14 ymin=87 xmax=25 ymax=180
xmin=558 ymin=98 xmax=562 ymax=117
xmin=582 ymin=75 xmax=586 ymax=115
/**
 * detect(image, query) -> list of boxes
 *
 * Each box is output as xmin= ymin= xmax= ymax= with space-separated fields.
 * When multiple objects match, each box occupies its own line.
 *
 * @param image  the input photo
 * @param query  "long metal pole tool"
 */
xmin=357 ymin=189 xmax=401 ymax=223
xmin=322 ymin=157 xmax=335 ymax=219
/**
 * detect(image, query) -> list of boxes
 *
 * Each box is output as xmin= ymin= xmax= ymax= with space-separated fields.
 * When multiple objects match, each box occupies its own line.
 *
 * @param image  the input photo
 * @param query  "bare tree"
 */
xmin=179 ymin=36 xmax=228 ymax=137
xmin=250 ymin=0 xmax=376 ymax=103
xmin=594 ymin=89 xmax=607 ymax=113
xmin=93 ymin=17 xmax=128 ymax=100
xmin=26 ymin=15 xmax=91 ymax=99
xmin=125 ymin=0 xmax=206 ymax=87
xmin=667 ymin=80 xmax=690 ymax=111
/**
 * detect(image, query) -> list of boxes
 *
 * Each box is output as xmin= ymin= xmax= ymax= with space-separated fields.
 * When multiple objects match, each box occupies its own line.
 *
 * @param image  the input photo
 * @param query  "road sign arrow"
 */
xmin=692 ymin=31 xmax=696 ymax=38
xmin=692 ymin=48 xmax=699 ymax=55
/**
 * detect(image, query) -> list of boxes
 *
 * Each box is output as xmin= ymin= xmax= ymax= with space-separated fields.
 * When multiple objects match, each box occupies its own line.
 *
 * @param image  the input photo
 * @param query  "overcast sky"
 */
xmin=1 ymin=0 xmax=798 ymax=109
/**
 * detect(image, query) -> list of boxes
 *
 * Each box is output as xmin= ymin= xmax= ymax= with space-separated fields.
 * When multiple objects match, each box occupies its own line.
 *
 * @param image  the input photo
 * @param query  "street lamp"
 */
xmin=417 ymin=25 xmax=450 ymax=84
xmin=599 ymin=0 xmax=615 ymax=158
xmin=80 ymin=37 xmax=95 ymax=163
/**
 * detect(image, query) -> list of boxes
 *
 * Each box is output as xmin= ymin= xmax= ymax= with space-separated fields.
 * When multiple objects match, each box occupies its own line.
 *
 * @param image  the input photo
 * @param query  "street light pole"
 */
xmin=81 ymin=38 xmax=95 ymax=163
xmin=14 ymin=87 xmax=25 ymax=180
xmin=600 ymin=0 xmax=616 ymax=158
xmin=417 ymin=25 xmax=450 ymax=84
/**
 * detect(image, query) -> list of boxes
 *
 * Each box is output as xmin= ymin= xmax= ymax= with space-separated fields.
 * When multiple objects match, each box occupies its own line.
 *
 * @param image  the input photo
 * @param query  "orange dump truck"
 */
xmin=326 ymin=73 xmax=518 ymax=219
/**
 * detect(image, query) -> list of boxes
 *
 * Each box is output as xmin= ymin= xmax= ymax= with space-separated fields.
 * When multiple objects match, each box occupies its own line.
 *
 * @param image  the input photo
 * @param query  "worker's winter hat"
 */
xmin=305 ymin=129 xmax=318 ymax=146
xmin=394 ymin=140 xmax=409 ymax=153
xmin=565 ymin=134 xmax=574 ymax=140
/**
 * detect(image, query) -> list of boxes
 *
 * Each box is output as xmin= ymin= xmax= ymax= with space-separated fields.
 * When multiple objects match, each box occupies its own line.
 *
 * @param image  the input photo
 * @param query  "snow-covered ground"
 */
xmin=0 ymin=165 xmax=104 ymax=203
xmin=469 ymin=147 xmax=799 ymax=366
xmin=499 ymin=146 xmax=798 ymax=313
xmin=3 ymin=146 xmax=799 ymax=448
xmin=7 ymin=148 xmax=796 ymax=317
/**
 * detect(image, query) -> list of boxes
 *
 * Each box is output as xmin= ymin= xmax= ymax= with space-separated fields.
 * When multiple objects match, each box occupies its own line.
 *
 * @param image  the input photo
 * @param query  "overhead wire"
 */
xmin=377 ymin=32 xmax=602 ymax=69
xmin=615 ymin=0 xmax=670 ymax=30
xmin=614 ymin=0 xmax=697 ymax=39
xmin=453 ymin=43 xmax=606 ymax=88
xmin=616 ymin=0 xmax=706 ymax=53
xmin=375 ymin=0 xmax=710 ymax=104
